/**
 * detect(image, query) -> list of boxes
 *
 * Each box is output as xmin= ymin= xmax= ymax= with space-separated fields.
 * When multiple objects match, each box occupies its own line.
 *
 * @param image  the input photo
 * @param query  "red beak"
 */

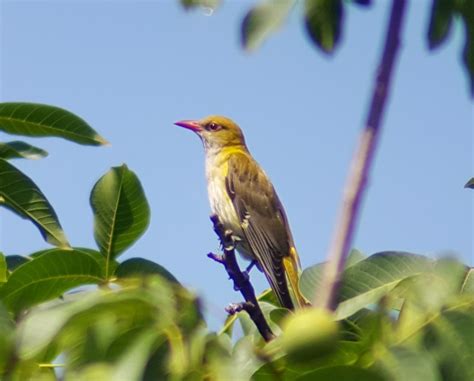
xmin=174 ymin=120 xmax=202 ymax=132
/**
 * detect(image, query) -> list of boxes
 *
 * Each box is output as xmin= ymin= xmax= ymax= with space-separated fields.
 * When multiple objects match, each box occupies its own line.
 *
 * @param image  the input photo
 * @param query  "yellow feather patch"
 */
xmin=284 ymin=247 xmax=310 ymax=308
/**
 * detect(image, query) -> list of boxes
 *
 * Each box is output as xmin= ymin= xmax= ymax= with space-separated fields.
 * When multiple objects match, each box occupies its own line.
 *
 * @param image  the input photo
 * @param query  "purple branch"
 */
xmin=315 ymin=0 xmax=408 ymax=310
xmin=209 ymin=215 xmax=275 ymax=342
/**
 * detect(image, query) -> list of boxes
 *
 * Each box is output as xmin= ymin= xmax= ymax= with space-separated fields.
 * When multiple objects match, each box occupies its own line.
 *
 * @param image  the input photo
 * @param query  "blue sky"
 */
xmin=1 ymin=0 xmax=472 ymax=327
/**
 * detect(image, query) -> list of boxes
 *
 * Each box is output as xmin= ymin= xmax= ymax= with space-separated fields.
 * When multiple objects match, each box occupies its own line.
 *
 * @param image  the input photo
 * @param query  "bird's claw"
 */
xmin=225 ymin=301 xmax=254 ymax=315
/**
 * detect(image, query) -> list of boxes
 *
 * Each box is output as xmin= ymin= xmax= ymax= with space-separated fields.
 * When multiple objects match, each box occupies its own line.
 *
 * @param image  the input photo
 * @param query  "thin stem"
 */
xmin=315 ymin=0 xmax=408 ymax=310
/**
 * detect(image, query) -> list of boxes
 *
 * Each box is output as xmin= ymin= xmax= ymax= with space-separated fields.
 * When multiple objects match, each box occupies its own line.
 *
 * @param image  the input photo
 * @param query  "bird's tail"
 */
xmin=283 ymin=247 xmax=309 ymax=308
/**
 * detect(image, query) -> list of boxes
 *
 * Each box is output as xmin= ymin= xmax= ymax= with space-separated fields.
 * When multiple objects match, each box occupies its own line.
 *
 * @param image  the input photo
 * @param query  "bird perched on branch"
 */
xmin=175 ymin=115 xmax=306 ymax=310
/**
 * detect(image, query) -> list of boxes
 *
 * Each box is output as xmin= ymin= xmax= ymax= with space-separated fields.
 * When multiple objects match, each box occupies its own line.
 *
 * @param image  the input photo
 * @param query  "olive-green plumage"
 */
xmin=175 ymin=115 xmax=305 ymax=310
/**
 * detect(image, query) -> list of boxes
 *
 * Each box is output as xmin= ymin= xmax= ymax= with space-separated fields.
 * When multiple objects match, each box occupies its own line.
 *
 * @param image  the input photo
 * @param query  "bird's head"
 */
xmin=175 ymin=115 xmax=246 ymax=151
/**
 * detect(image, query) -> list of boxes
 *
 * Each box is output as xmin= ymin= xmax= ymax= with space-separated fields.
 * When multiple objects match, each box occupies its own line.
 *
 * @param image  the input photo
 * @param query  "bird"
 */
xmin=175 ymin=115 xmax=306 ymax=310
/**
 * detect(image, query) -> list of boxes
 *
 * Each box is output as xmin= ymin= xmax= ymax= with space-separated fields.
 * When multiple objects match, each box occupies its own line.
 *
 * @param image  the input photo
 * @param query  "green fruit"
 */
xmin=281 ymin=308 xmax=339 ymax=362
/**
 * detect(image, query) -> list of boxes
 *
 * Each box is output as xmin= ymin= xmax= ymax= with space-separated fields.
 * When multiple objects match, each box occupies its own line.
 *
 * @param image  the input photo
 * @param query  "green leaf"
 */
xmin=241 ymin=0 xmax=295 ymax=51
xmin=300 ymin=249 xmax=365 ymax=302
xmin=180 ymin=0 xmax=220 ymax=9
xmin=374 ymin=346 xmax=441 ymax=381
xmin=0 ymin=159 xmax=70 ymax=248
xmin=29 ymin=247 xmax=115 ymax=280
xmin=17 ymin=275 xmax=194 ymax=360
xmin=90 ymin=165 xmax=150 ymax=276
xmin=269 ymin=308 xmax=289 ymax=328
xmin=0 ymin=250 xmax=103 ymax=313
xmin=0 ymin=141 xmax=48 ymax=160
xmin=252 ymin=341 xmax=361 ymax=380
xmin=110 ymin=329 xmax=160 ymax=381
xmin=0 ymin=102 xmax=108 ymax=146
xmin=17 ymin=292 xmax=155 ymax=360
xmin=422 ymin=307 xmax=474 ymax=381
xmin=460 ymin=268 xmax=474 ymax=294
xmin=115 ymin=258 xmax=179 ymax=283
xmin=0 ymin=253 xmax=6 ymax=283
xmin=335 ymin=252 xmax=431 ymax=319
xmin=5 ymin=255 xmax=31 ymax=272
xmin=391 ymin=258 xmax=469 ymax=318
xmin=304 ymin=0 xmax=344 ymax=54
xmin=0 ymin=303 xmax=15 ymax=374
xmin=465 ymin=177 xmax=474 ymax=189
xmin=295 ymin=365 xmax=385 ymax=381
xmin=427 ymin=0 xmax=454 ymax=50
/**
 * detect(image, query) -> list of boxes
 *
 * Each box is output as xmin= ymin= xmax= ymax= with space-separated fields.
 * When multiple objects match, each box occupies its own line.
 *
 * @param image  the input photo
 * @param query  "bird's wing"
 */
xmin=225 ymin=152 xmax=294 ymax=309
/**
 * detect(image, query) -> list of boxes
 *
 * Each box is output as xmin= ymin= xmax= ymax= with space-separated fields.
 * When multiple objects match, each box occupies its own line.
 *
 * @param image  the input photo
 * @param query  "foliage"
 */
xmin=0 ymin=102 xmax=108 ymax=249
xmin=182 ymin=0 xmax=473 ymax=95
xmin=465 ymin=177 xmax=474 ymax=189
xmin=1 ymin=1 xmax=472 ymax=379
xmin=0 ymin=102 xmax=471 ymax=378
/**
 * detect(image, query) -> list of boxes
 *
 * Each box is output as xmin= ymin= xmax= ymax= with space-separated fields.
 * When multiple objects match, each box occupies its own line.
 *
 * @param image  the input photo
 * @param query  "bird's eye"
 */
xmin=207 ymin=122 xmax=221 ymax=131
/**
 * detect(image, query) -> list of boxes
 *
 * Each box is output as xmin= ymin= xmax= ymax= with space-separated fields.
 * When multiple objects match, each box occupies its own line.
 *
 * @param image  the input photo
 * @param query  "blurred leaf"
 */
xmin=5 ymin=255 xmax=31 ymax=272
xmin=0 ymin=250 xmax=103 ymax=313
xmin=465 ymin=177 xmax=474 ymax=189
xmin=335 ymin=252 xmax=431 ymax=319
xmin=295 ymin=365 xmax=385 ymax=380
xmin=17 ymin=288 xmax=160 ymax=359
xmin=0 ymin=141 xmax=48 ymax=160
xmin=421 ymin=307 xmax=474 ymax=381
xmin=90 ymin=165 xmax=150 ymax=275
xmin=65 ymin=364 xmax=114 ymax=381
xmin=0 ymin=303 xmax=14 ymax=373
xmin=181 ymin=0 xmax=220 ymax=9
xmin=231 ymin=335 xmax=263 ymax=380
xmin=252 ymin=346 xmax=383 ymax=381
xmin=115 ymin=257 xmax=179 ymax=283
xmin=460 ymin=268 xmax=474 ymax=293
xmin=8 ymin=360 xmax=58 ymax=381
xmin=241 ymin=0 xmax=295 ymax=51
xmin=459 ymin=0 xmax=474 ymax=96
xmin=142 ymin=339 xmax=172 ymax=380
xmin=300 ymin=249 xmax=365 ymax=302
xmin=352 ymin=0 xmax=371 ymax=5
xmin=427 ymin=0 xmax=454 ymax=49
xmin=0 ymin=159 xmax=70 ymax=248
xmin=391 ymin=258 xmax=469 ymax=316
xmin=0 ymin=253 xmax=6 ymax=283
xmin=269 ymin=308 xmax=289 ymax=328
xmin=304 ymin=0 xmax=343 ymax=54
xmin=110 ymin=329 xmax=160 ymax=381
xmin=0 ymin=102 xmax=108 ymax=146
xmin=374 ymin=346 xmax=441 ymax=381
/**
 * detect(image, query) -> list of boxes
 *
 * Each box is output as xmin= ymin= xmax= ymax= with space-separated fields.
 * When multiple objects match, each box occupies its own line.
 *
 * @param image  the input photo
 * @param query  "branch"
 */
xmin=208 ymin=215 xmax=275 ymax=342
xmin=315 ymin=0 xmax=408 ymax=310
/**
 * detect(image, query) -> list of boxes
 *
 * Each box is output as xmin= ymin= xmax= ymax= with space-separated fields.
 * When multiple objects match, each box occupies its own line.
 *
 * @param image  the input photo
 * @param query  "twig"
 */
xmin=208 ymin=215 xmax=275 ymax=342
xmin=315 ymin=0 xmax=408 ymax=310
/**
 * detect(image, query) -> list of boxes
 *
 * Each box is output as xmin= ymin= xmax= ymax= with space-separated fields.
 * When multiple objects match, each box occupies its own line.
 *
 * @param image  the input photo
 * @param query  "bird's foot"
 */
xmin=225 ymin=301 xmax=254 ymax=315
xmin=245 ymin=260 xmax=257 ymax=274
xmin=239 ymin=260 xmax=256 ymax=283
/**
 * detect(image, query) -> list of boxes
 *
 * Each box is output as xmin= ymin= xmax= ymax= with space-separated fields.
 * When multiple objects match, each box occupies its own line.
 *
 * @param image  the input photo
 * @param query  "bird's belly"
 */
xmin=207 ymin=177 xmax=241 ymax=233
xmin=207 ymin=176 xmax=254 ymax=261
